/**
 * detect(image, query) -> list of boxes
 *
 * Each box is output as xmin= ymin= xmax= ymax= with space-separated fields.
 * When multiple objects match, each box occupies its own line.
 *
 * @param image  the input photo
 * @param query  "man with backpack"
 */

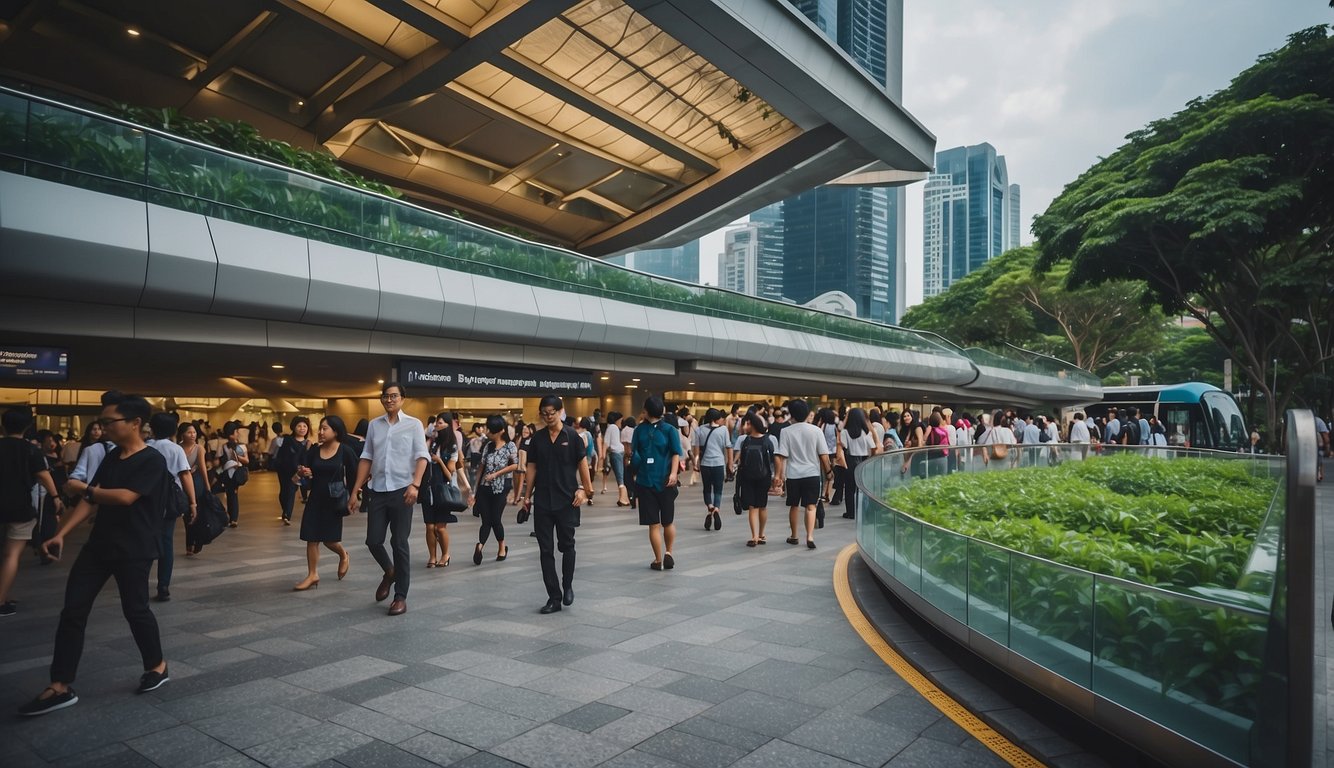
xmin=733 ymin=412 xmax=777 ymax=547
xmin=0 ymin=407 xmax=63 ymax=617
xmin=632 ymin=396 xmax=683 ymax=571
xmin=145 ymin=412 xmax=196 ymax=602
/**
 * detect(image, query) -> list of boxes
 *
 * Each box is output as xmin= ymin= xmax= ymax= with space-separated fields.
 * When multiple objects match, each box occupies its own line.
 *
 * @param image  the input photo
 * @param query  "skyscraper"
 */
xmin=921 ymin=143 xmax=1020 ymax=298
xmin=719 ymin=225 xmax=758 ymax=294
xmin=751 ymin=203 xmax=786 ymax=302
xmin=608 ymin=241 xmax=700 ymax=283
xmin=778 ymin=0 xmax=907 ymax=323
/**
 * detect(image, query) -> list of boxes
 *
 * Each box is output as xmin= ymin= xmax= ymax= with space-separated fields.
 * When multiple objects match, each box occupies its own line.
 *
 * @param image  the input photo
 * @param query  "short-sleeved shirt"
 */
xmin=840 ymin=429 xmax=876 ymax=458
xmin=361 ymin=413 xmax=429 ymax=492
xmin=70 ymin=441 xmax=112 ymax=483
xmin=603 ymin=424 xmax=624 ymax=454
xmin=692 ymin=423 xmax=729 ymax=467
xmin=526 ymin=425 xmax=586 ymax=510
xmin=620 ymin=425 xmax=634 ymax=454
xmin=0 ymin=435 xmax=45 ymax=523
xmin=776 ymin=422 xmax=829 ymax=479
xmin=633 ymin=420 xmax=684 ymax=490
xmin=478 ymin=440 xmax=518 ymax=494
xmin=1069 ymin=421 xmax=1091 ymax=443
xmin=86 ymin=446 xmax=171 ymax=561
xmin=147 ymin=438 xmax=191 ymax=489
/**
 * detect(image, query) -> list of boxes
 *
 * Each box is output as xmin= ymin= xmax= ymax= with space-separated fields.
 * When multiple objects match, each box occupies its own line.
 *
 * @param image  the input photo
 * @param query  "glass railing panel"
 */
xmin=920 ymin=525 xmax=968 ymax=623
xmin=26 ymin=100 xmax=144 ymax=198
xmin=1009 ymin=554 xmax=1093 ymax=687
xmin=1092 ymin=579 xmax=1263 ymax=764
xmin=967 ymin=540 xmax=1010 ymax=645
xmin=0 ymin=92 xmax=26 ymax=174
xmin=894 ymin=511 xmax=922 ymax=593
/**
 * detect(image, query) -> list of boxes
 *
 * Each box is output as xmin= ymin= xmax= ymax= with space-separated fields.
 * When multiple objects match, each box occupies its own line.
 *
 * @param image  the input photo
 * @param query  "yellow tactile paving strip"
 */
xmin=833 ymin=544 xmax=1047 ymax=768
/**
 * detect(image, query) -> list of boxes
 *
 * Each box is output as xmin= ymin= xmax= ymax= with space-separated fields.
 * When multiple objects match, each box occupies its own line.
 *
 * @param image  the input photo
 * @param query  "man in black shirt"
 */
xmin=18 ymin=391 xmax=173 ymax=716
xmin=0 ymin=407 xmax=63 ymax=616
xmin=521 ymin=395 xmax=593 ymax=614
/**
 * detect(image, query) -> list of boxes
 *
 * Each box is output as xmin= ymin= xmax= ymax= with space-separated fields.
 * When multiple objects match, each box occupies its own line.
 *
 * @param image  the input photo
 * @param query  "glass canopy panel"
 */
xmin=427 ymin=0 xmax=499 ymax=29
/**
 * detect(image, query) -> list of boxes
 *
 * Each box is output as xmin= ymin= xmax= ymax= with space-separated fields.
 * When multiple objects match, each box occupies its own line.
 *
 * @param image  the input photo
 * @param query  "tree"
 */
xmin=901 ymin=246 xmax=1166 ymax=377
xmin=1034 ymin=26 xmax=1334 ymax=439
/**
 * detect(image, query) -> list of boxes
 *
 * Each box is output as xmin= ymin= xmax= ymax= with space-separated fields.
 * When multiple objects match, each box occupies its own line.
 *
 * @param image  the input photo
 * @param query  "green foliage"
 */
xmin=885 ymin=454 xmax=1275 ymax=590
xmin=1034 ymin=26 xmax=1334 ymax=435
xmin=900 ymin=246 xmax=1166 ymax=376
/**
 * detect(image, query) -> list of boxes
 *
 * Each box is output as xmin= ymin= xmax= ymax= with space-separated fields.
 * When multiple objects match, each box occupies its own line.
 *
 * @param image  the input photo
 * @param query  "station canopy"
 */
xmin=0 ymin=0 xmax=934 ymax=254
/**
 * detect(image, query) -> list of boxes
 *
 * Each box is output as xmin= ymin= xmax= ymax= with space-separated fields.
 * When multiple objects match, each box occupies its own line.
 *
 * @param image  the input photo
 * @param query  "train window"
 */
xmin=1202 ymin=392 xmax=1246 ymax=451
xmin=1159 ymin=405 xmax=1192 ymax=446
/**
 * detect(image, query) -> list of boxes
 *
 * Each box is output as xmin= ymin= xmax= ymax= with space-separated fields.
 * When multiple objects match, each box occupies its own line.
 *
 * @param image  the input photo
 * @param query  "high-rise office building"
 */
xmin=608 ymin=241 xmax=700 ymax=283
xmin=921 ymin=143 xmax=1020 ymax=298
xmin=719 ymin=225 xmax=758 ymax=294
xmin=779 ymin=0 xmax=907 ymax=323
xmin=751 ymin=203 xmax=786 ymax=301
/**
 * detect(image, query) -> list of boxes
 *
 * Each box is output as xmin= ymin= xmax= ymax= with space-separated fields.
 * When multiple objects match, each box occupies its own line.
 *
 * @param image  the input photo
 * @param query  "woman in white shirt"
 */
xmin=836 ymin=408 xmax=878 ymax=519
xmin=978 ymin=410 xmax=1017 ymax=466
xmin=600 ymin=411 xmax=628 ymax=505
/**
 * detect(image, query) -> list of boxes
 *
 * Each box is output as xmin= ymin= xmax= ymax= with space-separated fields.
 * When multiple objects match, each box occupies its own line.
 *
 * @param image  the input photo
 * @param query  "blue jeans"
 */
xmin=701 ymin=465 xmax=724 ymax=510
xmin=608 ymin=451 xmax=625 ymax=486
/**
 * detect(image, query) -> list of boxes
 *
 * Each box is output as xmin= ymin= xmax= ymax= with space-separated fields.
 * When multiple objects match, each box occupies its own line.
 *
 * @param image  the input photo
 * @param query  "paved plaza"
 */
xmin=1 ymin=472 xmax=1016 ymax=768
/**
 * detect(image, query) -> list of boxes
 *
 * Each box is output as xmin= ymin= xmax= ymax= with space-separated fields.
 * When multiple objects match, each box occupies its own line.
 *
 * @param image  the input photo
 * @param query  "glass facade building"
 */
xmin=777 ymin=0 xmax=907 ymax=322
xmin=921 ymin=143 xmax=1020 ymax=298
xmin=608 ymin=241 xmax=700 ymax=283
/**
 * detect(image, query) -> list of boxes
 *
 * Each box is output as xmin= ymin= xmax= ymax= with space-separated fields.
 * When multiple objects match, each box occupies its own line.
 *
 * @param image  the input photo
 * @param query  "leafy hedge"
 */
xmin=885 ymin=453 xmax=1275 ymax=591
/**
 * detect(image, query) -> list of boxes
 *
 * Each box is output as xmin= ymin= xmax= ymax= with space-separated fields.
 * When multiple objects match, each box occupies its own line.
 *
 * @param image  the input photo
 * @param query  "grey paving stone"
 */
xmin=284 ymin=692 xmax=357 ymax=720
xmin=785 ymin=711 xmax=918 ymax=767
xmin=241 ymin=637 xmax=319 ymax=657
xmin=61 ymin=743 xmax=159 ymax=768
xmin=418 ymin=671 xmax=583 ymax=720
xmin=492 ymin=723 xmax=626 ymax=768
xmin=658 ymin=675 xmax=744 ymax=705
xmin=723 ymin=658 xmax=843 ymax=701
xmin=589 ymin=712 xmax=677 ymax=747
xmin=699 ymin=691 xmax=823 ymax=739
xmin=360 ymin=686 xmax=468 ymax=724
xmin=553 ymin=701 xmax=633 ymax=732
xmin=241 ymin=722 xmax=372 ymax=768
xmin=395 ymin=732 xmax=478 ymax=764
xmin=330 ymin=704 xmax=425 ymax=744
xmin=125 ymin=724 xmax=239 ymax=767
xmin=327 ymin=740 xmax=438 ymax=768
xmin=727 ymin=739 xmax=861 ymax=768
xmin=21 ymin=697 xmax=182 ymax=761
xmin=157 ymin=678 xmax=310 ymax=721
xmin=671 ymin=716 xmax=771 ymax=752
xmin=567 ymin=651 xmax=665 ymax=684
xmin=325 ymin=675 xmax=411 ymax=705
xmin=194 ymin=703 xmax=321 ymax=750
xmin=599 ymin=686 xmax=713 ymax=724
xmin=523 ymin=668 xmax=631 ymax=703
xmin=449 ymin=753 xmax=523 ymax=768
xmin=864 ymin=690 xmax=948 ymax=734
xmin=635 ymin=728 xmax=747 ymax=768
xmin=595 ymin=749 xmax=688 ymax=768
xmin=278 ymin=655 xmax=405 ymax=693
xmin=882 ymin=738 xmax=1008 ymax=767
xmin=417 ymin=702 xmax=539 ymax=749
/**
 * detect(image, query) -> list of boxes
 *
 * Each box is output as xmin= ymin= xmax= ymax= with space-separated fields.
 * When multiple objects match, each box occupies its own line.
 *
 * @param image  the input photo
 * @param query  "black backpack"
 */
xmin=274 ymin=437 xmax=303 ymax=476
xmin=1038 ymin=427 xmax=1051 ymax=443
xmin=739 ymin=436 xmax=772 ymax=481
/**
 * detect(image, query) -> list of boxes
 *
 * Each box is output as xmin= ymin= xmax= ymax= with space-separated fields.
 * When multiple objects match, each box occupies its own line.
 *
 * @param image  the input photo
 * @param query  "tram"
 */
xmin=1094 ymin=382 xmax=1248 ymax=451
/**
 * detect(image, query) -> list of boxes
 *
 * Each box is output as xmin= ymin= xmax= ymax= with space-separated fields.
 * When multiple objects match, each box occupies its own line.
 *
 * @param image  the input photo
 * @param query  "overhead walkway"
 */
xmin=0 ymin=88 xmax=1099 ymax=404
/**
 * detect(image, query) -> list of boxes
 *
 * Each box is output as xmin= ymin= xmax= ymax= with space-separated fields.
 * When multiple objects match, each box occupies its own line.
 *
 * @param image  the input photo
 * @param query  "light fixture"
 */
xmin=126 ymin=27 xmax=141 ymax=37
xmin=271 ymin=364 xmax=285 ymax=369
xmin=632 ymin=378 xmax=641 ymax=382
xmin=687 ymin=382 xmax=696 ymax=386
xmin=600 ymin=375 xmax=610 ymax=381
xmin=280 ymin=379 xmax=288 ymax=384
xmin=296 ymin=100 xmax=305 ymax=106
xmin=377 ymin=379 xmax=385 ymax=384
xmin=625 ymin=384 xmax=638 ymax=389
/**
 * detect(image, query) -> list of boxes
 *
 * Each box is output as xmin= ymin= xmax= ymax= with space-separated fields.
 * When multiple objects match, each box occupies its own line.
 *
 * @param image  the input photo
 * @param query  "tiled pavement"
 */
xmin=2 ymin=472 xmax=1028 ymax=768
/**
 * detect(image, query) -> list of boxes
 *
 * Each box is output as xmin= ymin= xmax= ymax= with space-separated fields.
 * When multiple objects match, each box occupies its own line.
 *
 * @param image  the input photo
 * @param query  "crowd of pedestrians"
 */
xmin=3 ymin=389 xmax=1329 ymax=717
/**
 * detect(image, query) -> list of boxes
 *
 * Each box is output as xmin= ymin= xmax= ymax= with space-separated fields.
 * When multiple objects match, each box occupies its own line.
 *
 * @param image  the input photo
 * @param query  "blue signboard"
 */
xmin=0 ymin=347 xmax=68 ymax=382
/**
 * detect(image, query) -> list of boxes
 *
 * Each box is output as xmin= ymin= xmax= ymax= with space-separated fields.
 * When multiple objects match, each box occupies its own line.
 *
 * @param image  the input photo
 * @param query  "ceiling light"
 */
xmin=625 ymin=384 xmax=638 ymax=389
xmin=296 ymin=100 xmax=305 ymax=106
xmin=632 ymin=378 xmax=641 ymax=382
xmin=280 ymin=379 xmax=288 ymax=384
xmin=688 ymin=382 xmax=695 ymax=386
xmin=271 ymin=364 xmax=285 ymax=369
xmin=600 ymin=375 xmax=610 ymax=381
xmin=377 ymin=379 xmax=385 ymax=384
xmin=126 ymin=27 xmax=141 ymax=37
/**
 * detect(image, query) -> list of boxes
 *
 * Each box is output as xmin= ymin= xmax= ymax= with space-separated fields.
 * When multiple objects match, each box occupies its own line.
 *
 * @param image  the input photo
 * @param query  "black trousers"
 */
xmin=51 ymin=547 xmax=162 ymax=684
xmin=843 ymin=455 xmax=865 ymax=517
xmin=534 ymin=506 xmax=576 ymax=602
xmin=278 ymin=475 xmax=298 ymax=521
xmin=476 ymin=487 xmax=506 ymax=545
xmin=364 ymin=489 xmax=413 ymax=600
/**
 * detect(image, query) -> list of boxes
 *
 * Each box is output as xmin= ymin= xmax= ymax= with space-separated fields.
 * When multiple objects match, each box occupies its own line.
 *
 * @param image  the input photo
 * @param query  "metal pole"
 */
xmin=1285 ymin=409 xmax=1316 ymax=766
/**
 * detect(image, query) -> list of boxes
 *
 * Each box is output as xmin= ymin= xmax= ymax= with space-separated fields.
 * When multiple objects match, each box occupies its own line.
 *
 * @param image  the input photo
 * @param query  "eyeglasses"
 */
xmin=96 ymin=417 xmax=128 ymax=428
xmin=381 ymin=394 xmax=402 ymax=401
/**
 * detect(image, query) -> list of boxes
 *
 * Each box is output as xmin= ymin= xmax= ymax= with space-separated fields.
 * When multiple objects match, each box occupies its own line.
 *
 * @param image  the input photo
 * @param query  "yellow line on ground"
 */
xmin=833 ymin=543 xmax=1047 ymax=768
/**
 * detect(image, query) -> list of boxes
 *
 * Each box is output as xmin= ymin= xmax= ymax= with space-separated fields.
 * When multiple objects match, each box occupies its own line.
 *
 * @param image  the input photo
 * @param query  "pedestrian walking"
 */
xmin=520 ymin=395 xmax=592 ymax=614
xmin=293 ymin=416 xmax=357 ymax=590
xmin=632 ymin=396 xmax=683 ymax=570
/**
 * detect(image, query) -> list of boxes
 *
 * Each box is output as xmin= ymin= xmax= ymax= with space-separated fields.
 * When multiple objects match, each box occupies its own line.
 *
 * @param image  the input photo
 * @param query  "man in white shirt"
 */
xmin=1068 ymin=412 xmax=1091 ymax=461
xmin=146 ymin=413 xmax=196 ymax=602
xmin=351 ymin=382 xmax=428 ymax=616
xmin=774 ymin=400 xmax=830 ymax=550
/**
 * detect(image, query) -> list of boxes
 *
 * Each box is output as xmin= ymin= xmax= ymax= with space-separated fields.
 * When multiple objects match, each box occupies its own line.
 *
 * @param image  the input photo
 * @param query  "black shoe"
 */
xmin=712 ymin=512 xmax=721 ymax=531
xmin=842 ymin=512 xmax=854 ymax=520
xmin=137 ymin=667 xmax=169 ymax=693
xmin=704 ymin=513 xmax=713 ymax=531
xmin=563 ymin=586 xmax=574 ymax=606
xmin=154 ymin=590 xmax=170 ymax=603
xmin=807 ymin=540 xmax=817 ymax=550
xmin=0 ymin=600 xmax=15 ymax=616
xmin=540 ymin=599 xmax=562 ymax=614
xmin=529 ymin=531 xmax=538 ymax=537
xmin=18 ymin=688 xmax=78 ymax=716
xmin=663 ymin=553 xmax=675 ymax=570
xmin=473 ymin=543 xmax=484 ymax=566
xmin=650 ymin=561 xmax=663 ymax=571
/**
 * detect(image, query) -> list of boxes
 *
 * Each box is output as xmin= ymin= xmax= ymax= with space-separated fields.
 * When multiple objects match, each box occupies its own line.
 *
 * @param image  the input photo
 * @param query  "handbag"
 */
xmin=433 ymin=478 xmax=467 ymax=513
xmin=328 ymin=479 xmax=349 ymax=509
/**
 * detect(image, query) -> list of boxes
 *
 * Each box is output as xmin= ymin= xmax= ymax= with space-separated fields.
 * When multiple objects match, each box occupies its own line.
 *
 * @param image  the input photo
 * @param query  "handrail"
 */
xmin=0 ymin=83 xmax=1097 ymax=384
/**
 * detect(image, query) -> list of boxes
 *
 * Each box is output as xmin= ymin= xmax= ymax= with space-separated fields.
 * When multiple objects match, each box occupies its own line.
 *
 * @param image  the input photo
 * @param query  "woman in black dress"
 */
xmin=424 ymin=412 xmax=460 ymax=568
xmin=292 ymin=415 xmax=357 ymax=591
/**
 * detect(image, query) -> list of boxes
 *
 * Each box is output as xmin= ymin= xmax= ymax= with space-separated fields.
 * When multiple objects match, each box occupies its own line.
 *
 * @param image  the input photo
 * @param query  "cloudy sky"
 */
xmin=699 ymin=0 xmax=1330 ymax=311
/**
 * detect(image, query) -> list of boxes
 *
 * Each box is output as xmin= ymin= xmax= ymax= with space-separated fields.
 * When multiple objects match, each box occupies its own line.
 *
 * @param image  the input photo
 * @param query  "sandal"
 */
xmin=650 ymin=561 xmax=663 ymax=571
xmin=746 ymin=540 xmax=757 ymax=548
xmin=786 ymin=537 xmax=799 ymax=545
xmin=757 ymin=537 xmax=767 ymax=545
xmin=441 ymin=555 xmax=450 ymax=567
xmin=426 ymin=560 xmax=437 ymax=568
